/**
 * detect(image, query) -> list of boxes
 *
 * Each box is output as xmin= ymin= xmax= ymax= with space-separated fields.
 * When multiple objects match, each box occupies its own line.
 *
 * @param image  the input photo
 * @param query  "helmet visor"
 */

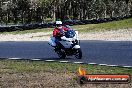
xmin=56 ymin=24 xmax=62 ymax=27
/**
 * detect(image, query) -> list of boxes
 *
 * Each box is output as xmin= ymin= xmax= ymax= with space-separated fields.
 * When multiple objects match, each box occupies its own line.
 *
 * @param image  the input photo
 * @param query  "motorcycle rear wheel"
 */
xmin=57 ymin=50 xmax=66 ymax=59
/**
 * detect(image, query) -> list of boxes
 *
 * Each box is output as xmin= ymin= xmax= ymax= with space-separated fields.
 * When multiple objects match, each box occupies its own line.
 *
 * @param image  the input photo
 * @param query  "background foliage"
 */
xmin=0 ymin=0 xmax=132 ymax=24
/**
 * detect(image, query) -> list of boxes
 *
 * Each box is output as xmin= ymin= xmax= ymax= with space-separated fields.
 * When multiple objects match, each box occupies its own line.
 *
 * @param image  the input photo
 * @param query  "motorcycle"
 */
xmin=48 ymin=25 xmax=82 ymax=59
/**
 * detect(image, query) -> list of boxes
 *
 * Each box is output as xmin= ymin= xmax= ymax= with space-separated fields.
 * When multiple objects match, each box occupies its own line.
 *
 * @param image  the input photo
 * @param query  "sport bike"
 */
xmin=48 ymin=26 xmax=82 ymax=59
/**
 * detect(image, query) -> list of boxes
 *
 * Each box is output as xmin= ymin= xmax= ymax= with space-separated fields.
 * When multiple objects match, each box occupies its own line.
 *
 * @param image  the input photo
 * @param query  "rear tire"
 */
xmin=57 ymin=50 xmax=66 ymax=59
xmin=75 ymin=48 xmax=82 ymax=59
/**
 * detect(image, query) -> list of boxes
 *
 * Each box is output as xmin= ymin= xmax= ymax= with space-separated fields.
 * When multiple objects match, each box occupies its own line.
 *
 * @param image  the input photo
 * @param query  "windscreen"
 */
xmin=65 ymin=29 xmax=75 ymax=38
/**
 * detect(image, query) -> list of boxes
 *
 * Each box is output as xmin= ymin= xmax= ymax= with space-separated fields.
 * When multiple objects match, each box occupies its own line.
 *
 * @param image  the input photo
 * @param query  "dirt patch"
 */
xmin=0 ymin=29 xmax=132 ymax=41
xmin=0 ymin=72 xmax=131 ymax=88
xmin=0 ymin=72 xmax=75 ymax=88
xmin=79 ymin=29 xmax=132 ymax=41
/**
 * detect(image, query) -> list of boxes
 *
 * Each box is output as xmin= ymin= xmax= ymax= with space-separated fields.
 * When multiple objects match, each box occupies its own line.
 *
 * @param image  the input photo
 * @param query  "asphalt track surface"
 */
xmin=0 ymin=40 xmax=132 ymax=66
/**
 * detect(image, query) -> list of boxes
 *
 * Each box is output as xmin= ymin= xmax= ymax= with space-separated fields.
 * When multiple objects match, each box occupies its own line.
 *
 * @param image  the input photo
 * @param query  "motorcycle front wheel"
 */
xmin=75 ymin=48 xmax=82 ymax=59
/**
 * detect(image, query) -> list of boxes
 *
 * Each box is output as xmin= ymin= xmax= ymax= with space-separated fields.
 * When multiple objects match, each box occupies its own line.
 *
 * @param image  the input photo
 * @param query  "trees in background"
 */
xmin=0 ymin=0 xmax=131 ymax=24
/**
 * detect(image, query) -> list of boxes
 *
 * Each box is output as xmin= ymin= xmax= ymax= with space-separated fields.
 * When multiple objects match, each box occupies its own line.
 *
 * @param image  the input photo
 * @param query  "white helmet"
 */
xmin=56 ymin=21 xmax=62 ymax=25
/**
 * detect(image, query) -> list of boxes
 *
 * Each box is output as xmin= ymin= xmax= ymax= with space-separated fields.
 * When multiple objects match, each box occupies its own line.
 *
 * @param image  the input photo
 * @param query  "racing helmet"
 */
xmin=56 ymin=21 xmax=62 ymax=28
xmin=56 ymin=21 xmax=62 ymax=25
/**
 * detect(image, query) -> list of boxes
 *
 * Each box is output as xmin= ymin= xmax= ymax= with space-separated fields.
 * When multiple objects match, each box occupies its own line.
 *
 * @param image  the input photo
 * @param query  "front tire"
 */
xmin=75 ymin=48 xmax=82 ymax=59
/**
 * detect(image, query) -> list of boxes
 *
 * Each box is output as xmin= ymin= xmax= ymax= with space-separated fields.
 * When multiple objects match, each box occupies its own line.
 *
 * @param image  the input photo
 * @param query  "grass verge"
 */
xmin=0 ymin=60 xmax=131 ymax=88
xmin=73 ymin=18 xmax=132 ymax=32
xmin=0 ymin=60 xmax=132 ymax=75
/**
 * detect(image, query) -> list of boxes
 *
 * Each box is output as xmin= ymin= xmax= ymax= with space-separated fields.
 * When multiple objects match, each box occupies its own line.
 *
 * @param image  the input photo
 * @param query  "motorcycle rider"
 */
xmin=53 ymin=21 xmax=68 ymax=49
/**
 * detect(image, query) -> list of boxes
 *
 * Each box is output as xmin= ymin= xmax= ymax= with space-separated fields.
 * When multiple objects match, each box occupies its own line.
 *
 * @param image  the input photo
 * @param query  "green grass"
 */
xmin=0 ymin=60 xmax=132 ymax=75
xmin=73 ymin=18 xmax=132 ymax=32
xmin=0 ymin=18 xmax=132 ymax=35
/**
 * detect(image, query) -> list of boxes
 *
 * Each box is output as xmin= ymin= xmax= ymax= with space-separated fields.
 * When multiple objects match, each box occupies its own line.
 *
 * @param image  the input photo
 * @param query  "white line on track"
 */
xmin=8 ymin=58 xmax=21 ymax=60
